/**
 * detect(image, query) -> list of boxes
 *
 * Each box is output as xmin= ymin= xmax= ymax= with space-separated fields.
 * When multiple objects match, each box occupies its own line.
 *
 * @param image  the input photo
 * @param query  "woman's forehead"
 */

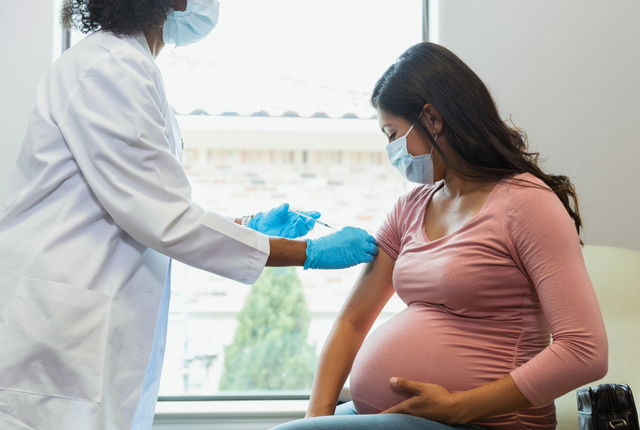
xmin=377 ymin=109 xmax=407 ymax=131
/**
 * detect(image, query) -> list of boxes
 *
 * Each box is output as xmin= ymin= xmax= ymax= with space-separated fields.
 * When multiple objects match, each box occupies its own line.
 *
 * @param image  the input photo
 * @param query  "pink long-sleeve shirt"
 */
xmin=349 ymin=173 xmax=608 ymax=429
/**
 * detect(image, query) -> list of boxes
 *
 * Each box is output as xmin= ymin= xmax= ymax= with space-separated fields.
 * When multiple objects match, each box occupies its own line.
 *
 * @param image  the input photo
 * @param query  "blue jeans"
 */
xmin=270 ymin=402 xmax=487 ymax=430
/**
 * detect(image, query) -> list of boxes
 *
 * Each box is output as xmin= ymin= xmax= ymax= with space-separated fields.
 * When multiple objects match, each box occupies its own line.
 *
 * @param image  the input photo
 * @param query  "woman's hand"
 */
xmin=381 ymin=375 xmax=533 ymax=425
xmin=381 ymin=377 xmax=465 ymax=425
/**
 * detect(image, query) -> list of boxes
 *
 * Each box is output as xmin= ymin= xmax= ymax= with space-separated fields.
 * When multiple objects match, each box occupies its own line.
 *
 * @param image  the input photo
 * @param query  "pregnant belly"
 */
xmin=349 ymin=304 xmax=519 ymax=415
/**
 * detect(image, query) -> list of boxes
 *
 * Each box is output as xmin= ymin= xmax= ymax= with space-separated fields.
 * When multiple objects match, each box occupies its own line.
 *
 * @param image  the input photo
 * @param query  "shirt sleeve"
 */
xmin=376 ymin=191 xmax=411 ymax=260
xmin=506 ymin=178 xmax=608 ymax=406
xmin=58 ymin=46 xmax=269 ymax=285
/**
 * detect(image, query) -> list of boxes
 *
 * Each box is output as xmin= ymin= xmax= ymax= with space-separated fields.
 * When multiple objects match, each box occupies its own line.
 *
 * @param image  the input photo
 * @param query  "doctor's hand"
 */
xmin=304 ymin=226 xmax=378 ymax=270
xmin=381 ymin=378 xmax=463 ymax=425
xmin=248 ymin=203 xmax=320 ymax=238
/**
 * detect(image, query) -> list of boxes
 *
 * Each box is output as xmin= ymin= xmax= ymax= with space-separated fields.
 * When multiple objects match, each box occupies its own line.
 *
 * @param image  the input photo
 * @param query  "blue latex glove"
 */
xmin=248 ymin=203 xmax=321 ymax=238
xmin=304 ymin=226 xmax=378 ymax=270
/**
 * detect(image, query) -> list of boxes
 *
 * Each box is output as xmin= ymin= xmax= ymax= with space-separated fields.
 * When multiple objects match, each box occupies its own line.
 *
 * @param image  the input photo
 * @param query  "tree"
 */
xmin=219 ymin=267 xmax=318 ymax=391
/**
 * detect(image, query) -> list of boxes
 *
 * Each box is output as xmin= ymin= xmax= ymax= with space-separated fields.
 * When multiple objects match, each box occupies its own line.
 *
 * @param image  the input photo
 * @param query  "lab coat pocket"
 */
xmin=0 ymin=278 xmax=111 ymax=403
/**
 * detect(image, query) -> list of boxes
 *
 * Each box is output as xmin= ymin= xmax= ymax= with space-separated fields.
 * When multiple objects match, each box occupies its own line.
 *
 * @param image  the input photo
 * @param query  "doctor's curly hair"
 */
xmin=61 ymin=0 xmax=174 ymax=36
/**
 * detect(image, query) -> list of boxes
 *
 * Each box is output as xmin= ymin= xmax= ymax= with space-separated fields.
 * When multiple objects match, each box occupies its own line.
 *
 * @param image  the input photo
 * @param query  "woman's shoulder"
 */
xmin=55 ymin=31 xmax=156 ymax=77
xmin=55 ymin=31 xmax=163 ymax=96
xmin=500 ymin=172 xmax=555 ymax=204
xmin=384 ymin=182 xmax=440 ymax=227
xmin=44 ymin=31 xmax=167 ymax=119
xmin=500 ymin=172 xmax=574 ymax=234
xmin=503 ymin=172 xmax=549 ymax=189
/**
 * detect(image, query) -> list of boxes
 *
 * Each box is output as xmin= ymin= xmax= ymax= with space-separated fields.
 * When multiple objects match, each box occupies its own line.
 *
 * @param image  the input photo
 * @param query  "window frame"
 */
xmin=56 ymin=0 xmax=434 ymax=417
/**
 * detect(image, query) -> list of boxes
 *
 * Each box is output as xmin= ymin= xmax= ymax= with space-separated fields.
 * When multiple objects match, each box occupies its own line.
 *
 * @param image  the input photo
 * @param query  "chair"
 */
xmin=555 ymin=245 xmax=640 ymax=429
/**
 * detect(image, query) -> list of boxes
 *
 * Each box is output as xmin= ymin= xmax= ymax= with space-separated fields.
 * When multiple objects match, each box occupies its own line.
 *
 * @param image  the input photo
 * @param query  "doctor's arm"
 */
xmin=60 ymin=55 xmax=376 ymax=283
xmin=59 ymin=58 xmax=275 ymax=283
xmin=305 ymin=248 xmax=395 ymax=417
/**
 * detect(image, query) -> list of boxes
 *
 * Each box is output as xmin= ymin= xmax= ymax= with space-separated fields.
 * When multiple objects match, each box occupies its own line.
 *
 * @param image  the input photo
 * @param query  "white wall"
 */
xmin=0 ymin=0 xmax=55 ymax=211
xmin=436 ymin=0 xmax=640 ymax=251
xmin=435 ymin=3 xmax=640 ymax=428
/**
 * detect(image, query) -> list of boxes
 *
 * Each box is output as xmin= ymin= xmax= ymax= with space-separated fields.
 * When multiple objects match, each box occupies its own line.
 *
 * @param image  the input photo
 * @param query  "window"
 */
xmin=53 ymin=0 xmax=429 ymax=400
xmin=156 ymin=0 xmax=424 ymax=399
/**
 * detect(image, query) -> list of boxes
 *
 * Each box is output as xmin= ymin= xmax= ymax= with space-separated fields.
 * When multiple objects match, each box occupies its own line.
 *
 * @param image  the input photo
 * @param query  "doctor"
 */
xmin=0 ymin=0 xmax=378 ymax=429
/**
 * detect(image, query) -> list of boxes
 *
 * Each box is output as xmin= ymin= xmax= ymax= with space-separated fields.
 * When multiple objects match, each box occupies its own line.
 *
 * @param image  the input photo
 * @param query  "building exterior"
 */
xmin=160 ymin=114 xmax=413 ymax=396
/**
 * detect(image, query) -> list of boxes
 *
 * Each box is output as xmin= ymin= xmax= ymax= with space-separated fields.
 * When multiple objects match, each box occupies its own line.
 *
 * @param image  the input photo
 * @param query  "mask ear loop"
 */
xmin=430 ymin=132 xmax=438 ymax=157
xmin=418 ymin=111 xmax=438 ymax=156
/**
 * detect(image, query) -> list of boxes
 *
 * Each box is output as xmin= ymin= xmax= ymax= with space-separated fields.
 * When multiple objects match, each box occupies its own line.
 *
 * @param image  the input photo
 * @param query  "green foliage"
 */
xmin=219 ymin=267 xmax=318 ymax=391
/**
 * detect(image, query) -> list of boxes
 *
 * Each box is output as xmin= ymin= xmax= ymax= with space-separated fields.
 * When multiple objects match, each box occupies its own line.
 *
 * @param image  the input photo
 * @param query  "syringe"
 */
xmin=291 ymin=210 xmax=337 ymax=231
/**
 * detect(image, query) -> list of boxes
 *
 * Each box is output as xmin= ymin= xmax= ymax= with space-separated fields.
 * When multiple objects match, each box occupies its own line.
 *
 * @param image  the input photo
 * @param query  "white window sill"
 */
xmin=153 ymin=400 xmax=309 ymax=430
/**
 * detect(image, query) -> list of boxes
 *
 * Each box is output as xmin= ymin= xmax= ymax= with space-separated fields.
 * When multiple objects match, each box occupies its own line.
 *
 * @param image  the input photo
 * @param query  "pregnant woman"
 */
xmin=271 ymin=42 xmax=608 ymax=430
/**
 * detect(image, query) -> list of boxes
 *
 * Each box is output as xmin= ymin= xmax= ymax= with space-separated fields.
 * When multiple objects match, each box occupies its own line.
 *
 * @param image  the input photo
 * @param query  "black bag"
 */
xmin=577 ymin=383 xmax=640 ymax=430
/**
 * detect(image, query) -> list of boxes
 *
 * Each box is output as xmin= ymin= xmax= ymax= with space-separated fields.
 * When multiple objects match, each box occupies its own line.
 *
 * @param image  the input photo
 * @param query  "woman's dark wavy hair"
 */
xmin=61 ymin=0 xmax=173 ymax=36
xmin=372 ymin=42 xmax=583 ymax=242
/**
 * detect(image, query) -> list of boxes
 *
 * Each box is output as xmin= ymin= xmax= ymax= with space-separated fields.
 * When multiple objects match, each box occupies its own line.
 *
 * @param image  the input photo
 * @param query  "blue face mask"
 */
xmin=385 ymin=123 xmax=436 ymax=185
xmin=163 ymin=0 xmax=220 ymax=47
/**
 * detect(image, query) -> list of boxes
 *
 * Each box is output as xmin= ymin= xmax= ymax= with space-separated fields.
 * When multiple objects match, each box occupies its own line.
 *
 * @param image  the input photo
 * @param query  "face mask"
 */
xmin=163 ymin=0 xmax=220 ymax=47
xmin=385 ymin=123 xmax=436 ymax=185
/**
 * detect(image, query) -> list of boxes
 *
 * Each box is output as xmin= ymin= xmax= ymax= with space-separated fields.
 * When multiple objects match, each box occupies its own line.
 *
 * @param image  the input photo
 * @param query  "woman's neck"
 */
xmin=143 ymin=27 xmax=165 ymax=59
xmin=144 ymin=0 xmax=187 ymax=58
xmin=441 ymin=173 xmax=496 ymax=199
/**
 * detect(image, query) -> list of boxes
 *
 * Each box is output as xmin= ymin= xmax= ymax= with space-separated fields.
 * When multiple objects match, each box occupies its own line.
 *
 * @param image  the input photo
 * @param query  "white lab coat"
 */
xmin=0 ymin=30 xmax=269 ymax=430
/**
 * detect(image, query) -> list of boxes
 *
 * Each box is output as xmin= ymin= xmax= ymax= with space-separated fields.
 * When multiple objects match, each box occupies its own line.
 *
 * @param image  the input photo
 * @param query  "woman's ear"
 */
xmin=421 ymin=103 xmax=443 ymax=136
xmin=170 ymin=0 xmax=188 ymax=11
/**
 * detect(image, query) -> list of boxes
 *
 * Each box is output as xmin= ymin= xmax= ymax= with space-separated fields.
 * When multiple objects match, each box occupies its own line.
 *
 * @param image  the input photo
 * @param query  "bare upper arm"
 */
xmin=336 ymin=246 xmax=397 ymax=334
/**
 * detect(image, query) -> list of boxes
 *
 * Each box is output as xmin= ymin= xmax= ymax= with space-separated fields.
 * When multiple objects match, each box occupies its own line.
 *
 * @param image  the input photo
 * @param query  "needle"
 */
xmin=291 ymin=210 xmax=337 ymax=231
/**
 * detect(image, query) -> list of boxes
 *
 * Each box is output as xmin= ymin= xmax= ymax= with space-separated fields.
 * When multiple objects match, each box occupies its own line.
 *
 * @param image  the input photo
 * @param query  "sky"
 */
xmin=155 ymin=0 xmax=423 ymax=117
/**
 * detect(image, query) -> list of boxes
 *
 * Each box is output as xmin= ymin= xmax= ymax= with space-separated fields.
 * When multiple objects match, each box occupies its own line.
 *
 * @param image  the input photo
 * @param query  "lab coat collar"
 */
xmin=132 ymin=32 xmax=154 ymax=61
